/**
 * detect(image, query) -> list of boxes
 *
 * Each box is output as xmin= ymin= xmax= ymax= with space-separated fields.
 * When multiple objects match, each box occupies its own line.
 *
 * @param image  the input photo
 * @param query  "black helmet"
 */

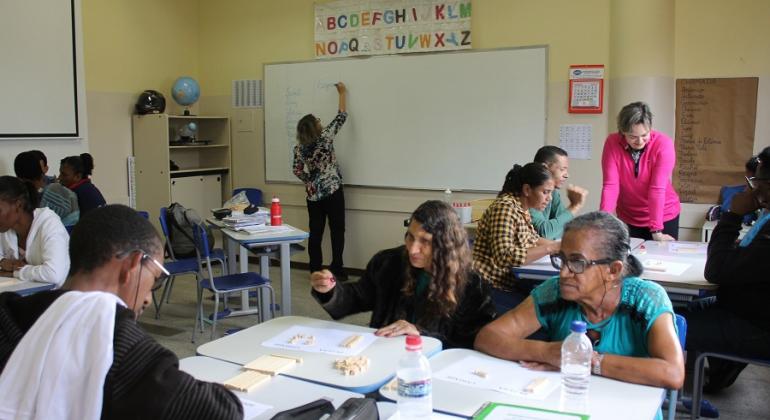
xmin=135 ymin=90 xmax=166 ymax=114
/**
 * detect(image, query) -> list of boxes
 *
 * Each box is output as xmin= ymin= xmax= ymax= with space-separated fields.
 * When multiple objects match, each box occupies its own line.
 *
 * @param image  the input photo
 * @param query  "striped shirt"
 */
xmin=472 ymin=193 xmax=540 ymax=291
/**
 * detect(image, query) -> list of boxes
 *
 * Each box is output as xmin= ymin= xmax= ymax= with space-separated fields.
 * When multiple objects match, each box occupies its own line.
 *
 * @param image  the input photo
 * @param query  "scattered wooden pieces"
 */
xmin=334 ymin=356 xmax=370 ymax=376
xmin=288 ymin=333 xmax=316 ymax=346
xmin=521 ymin=377 xmax=549 ymax=394
xmin=471 ymin=369 xmax=488 ymax=379
xmin=340 ymin=334 xmax=363 ymax=349
xmin=244 ymin=354 xmax=302 ymax=376
xmin=383 ymin=377 xmax=398 ymax=392
xmin=224 ymin=370 xmax=270 ymax=393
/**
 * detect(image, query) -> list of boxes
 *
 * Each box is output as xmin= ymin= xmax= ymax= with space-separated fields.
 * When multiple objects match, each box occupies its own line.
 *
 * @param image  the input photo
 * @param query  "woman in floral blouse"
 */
xmin=293 ymin=82 xmax=349 ymax=280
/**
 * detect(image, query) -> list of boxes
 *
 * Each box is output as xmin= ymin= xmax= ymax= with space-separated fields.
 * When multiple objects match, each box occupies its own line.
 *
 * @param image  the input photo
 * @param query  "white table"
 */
xmin=180 ymin=356 xmax=363 ymax=419
xmin=208 ymin=218 xmax=308 ymax=317
xmin=379 ymin=349 xmax=665 ymax=420
xmin=197 ymin=315 xmax=443 ymax=393
xmin=0 ymin=277 xmax=56 ymax=296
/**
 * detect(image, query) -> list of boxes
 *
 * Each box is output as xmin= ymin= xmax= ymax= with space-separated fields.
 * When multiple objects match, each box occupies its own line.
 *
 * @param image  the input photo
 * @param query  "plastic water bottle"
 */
xmin=443 ymin=188 xmax=453 ymax=204
xmin=270 ymin=196 xmax=282 ymax=226
xmin=560 ymin=320 xmax=592 ymax=411
xmin=397 ymin=335 xmax=432 ymax=419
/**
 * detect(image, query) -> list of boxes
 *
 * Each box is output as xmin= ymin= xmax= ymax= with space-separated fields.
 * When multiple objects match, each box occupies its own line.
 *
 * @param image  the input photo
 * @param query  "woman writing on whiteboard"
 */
xmin=293 ymin=82 xmax=349 ymax=280
xmin=600 ymin=102 xmax=681 ymax=241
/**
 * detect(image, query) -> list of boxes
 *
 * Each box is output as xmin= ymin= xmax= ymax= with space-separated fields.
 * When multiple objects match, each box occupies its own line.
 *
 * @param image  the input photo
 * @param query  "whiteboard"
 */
xmin=264 ymin=46 xmax=547 ymax=191
xmin=0 ymin=0 xmax=81 ymax=138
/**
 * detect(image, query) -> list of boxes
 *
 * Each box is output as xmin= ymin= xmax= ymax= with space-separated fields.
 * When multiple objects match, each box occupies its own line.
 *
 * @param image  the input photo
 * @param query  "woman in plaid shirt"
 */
xmin=472 ymin=163 xmax=561 ymax=315
xmin=294 ymin=82 xmax=348 ymax=280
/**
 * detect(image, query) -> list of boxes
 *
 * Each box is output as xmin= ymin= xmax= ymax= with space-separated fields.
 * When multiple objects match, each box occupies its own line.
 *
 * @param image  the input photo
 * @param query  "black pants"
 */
xmin=678 ymin=297 xmax=770 ymax=392
xmin=627 ymin=214 xmax=680 ymax=240
xmin=307 ymin=187 xmax=346 ymax=275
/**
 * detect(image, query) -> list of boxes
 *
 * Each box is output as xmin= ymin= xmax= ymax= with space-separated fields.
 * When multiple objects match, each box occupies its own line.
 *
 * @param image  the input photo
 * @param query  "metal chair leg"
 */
xmin=691 ymin=353 xmax=708 ymax=419
xmin=211 ymin=293 xmax=220 ymax=340
xmin=192 ymin=285 xmax=204 ymax=343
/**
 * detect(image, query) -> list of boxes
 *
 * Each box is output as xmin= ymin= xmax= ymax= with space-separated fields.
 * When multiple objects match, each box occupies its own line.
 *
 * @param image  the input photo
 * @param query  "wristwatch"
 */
xmin=592 ymin=352 xmax=604 ymax=376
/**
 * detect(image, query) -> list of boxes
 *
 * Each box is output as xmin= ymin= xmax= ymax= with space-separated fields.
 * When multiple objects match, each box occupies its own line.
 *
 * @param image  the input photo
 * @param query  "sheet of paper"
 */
xmin=641 ymin=259 xmax=691 ymax=276
xmin=238 ymin=398 xmax=272 ymax=420
xmin=667 ymin=242 xmax=707 ymax=256
xmin=529 ymin=255 xmax=553 ymax=266
xmin=262 ymin=325 xmax=377 ymax=356
xmin=559 ymin=124 xmax=592 ymax=160
xmin=433 ymin=355 xmax=560 ymax=400
xmin=0 ymin=277 xmax=22 ymax=288
xmin=387 ymin=412 xmax=461 ymax=419
xmin=477 ymin=403 xmax=588 ymax=420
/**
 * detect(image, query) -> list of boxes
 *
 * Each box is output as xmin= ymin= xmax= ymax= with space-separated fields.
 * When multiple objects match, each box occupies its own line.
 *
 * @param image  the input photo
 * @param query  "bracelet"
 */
xmin=592 ymin=352 xmax=604 ymax=376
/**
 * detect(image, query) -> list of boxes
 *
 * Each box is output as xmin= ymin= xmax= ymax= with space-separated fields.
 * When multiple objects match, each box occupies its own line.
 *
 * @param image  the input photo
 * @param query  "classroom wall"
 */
xmin=73 ymin=0 xmax=770 ymax=269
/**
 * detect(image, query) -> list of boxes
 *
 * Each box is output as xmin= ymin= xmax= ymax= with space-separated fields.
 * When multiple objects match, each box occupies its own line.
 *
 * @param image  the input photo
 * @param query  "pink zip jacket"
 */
xmin=600 ymin=130 xmax=681 ymax=231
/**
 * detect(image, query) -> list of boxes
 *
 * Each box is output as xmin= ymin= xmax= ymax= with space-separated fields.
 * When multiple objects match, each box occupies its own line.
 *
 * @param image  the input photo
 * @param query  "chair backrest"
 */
xmin=674 ymin=313 xmax=687 ymax=350
xmin=137 ymin=210 xmax=149 ymax=219
xmin=233 ymin=188 xmax=263 ymax=206
xmin=191 ymin=222 xmax=217 ymax=286
xmin=158 ymin=207 xmax=176 ymax=259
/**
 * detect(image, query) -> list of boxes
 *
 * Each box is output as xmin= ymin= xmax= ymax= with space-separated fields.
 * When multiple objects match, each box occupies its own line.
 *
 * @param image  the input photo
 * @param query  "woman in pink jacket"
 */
xmin=600 ymin=102 xmax=681 ymax=241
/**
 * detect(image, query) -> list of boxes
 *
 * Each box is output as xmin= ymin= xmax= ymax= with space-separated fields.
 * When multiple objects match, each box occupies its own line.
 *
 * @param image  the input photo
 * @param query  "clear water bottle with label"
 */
xmin=397 ymin=335 xmax=432 ymax=419
xmin=560 ymin=320 xmax=592 ymax=411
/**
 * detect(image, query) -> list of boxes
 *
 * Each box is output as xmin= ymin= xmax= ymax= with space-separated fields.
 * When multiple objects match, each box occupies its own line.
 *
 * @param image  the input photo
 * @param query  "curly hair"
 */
xmin=296 ymin=114 xmax=322 ymax=146
xmin=401 ymin=200 xmax=471 ymax=321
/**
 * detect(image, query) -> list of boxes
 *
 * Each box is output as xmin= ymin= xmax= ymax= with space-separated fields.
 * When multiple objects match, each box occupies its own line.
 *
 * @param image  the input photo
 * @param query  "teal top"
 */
xmin=531 ymin=276 xmax=675 ymax=357
xmin=529 ymin=189 xmax=573 ymax=240
xmin=408 ymin=270 xmax=431 ymax=324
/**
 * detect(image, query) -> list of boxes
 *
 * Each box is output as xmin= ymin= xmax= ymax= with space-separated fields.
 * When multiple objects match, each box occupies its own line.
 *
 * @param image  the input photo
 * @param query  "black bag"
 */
xmin=270 ymin=398 xmax=334 ymax=420
xmin=166 ymin=202 xmax=214 ymax=258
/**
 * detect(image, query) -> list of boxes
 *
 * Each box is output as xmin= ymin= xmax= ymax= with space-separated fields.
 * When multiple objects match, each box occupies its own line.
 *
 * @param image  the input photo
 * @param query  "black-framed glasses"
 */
xmin=550 ymin=253 xmax=613 ymax=274
xmin=746 ymin=176 xmax=770 ymax=190
xmin=141 ymin=254 xmax=170 ymax=291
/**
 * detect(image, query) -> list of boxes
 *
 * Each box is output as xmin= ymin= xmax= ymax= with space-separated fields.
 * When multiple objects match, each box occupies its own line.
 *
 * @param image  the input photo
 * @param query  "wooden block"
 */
xmin=224 ymin=370 xmax=270 ymax=393
xmin=244 ymin=354 xmax=302 ymax=376
xmin=340 ymin=334 xmax=363 ymax=348
xmin=521 ymin=377 xmax=549 ymax=394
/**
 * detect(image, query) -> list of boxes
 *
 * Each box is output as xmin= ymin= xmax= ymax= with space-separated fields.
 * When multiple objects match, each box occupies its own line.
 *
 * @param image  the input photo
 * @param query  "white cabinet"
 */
xmin=170 ymin=174 xmax=223 ymax=219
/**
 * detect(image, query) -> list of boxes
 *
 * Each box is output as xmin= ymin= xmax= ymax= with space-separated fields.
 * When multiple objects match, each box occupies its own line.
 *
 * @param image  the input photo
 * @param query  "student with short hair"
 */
xmin=0 ymin=205 xmax=243 ymax=419
xmin=14 ymin=151 xmax=79 ymax=226
xmin=530 ymin=146 xmax=588 ymax=240
xmin=0 ymin=176 xmax=69 ymax=287
xmin=59 ymin=153 xmax=106 ymax=216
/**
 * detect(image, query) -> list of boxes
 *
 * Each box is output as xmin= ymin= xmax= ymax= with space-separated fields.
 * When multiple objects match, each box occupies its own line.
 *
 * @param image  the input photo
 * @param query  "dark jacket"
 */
xmin=312 ymin=246 xmax=496 ymax=349
xmin=72 ymin=179 xmax=106 ymax=216
xmin=0 ymin=290 xmax=242 ymax=420
xmin=705 ymin=211 xmax=770 ymax=328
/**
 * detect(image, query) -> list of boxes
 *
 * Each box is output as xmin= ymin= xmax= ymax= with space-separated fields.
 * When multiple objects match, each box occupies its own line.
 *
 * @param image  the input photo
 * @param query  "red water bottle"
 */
xmin=270 ymin=196 xmax=282 ymax=226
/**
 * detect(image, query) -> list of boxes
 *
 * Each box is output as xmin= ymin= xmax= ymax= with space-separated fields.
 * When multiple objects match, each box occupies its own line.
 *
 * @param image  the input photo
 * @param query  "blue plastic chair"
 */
xmin=191 ymin=222 xmax=275 ymax=341
xmin=690 ymin=352 xmax=770 ymax=419
xmin=664 ymin=314 xmax=688 ymax=420
xmin=232 ymin=187 xmax=263 ymax=206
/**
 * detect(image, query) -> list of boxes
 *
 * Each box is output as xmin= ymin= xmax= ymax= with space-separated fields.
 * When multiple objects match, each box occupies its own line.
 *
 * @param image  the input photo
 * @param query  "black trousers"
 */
xmin=627 ymin=214 xmax=680 ymax=240
xmin=307 ymin=187 xmax=346 ymax=274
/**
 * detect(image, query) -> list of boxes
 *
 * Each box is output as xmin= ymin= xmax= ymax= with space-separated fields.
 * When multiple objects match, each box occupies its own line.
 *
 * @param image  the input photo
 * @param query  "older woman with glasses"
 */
xmin=475 ymin=211 xmax=684 ymax=394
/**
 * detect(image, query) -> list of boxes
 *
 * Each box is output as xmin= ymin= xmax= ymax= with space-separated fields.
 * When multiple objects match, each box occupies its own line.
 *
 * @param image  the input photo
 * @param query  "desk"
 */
xmin=197 ymin=315 xmax=442 ymax=393
xmin=180 ymin=356 xmax=363 ymax=419
xmin=208 ymin=218 xmax=308 ymax=317
xmin=0 ymin=278 xmax=56 ymax=296
xmin=379 ymin=349 xmax=664 ymax=420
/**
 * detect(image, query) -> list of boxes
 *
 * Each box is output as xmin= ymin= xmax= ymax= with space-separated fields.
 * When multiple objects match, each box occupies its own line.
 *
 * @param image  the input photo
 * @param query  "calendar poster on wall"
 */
xmin=568 ymin=65 xmax=604 ymax=114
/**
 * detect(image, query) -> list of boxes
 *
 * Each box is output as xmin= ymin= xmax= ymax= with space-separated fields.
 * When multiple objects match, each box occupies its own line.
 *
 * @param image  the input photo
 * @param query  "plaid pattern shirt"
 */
xmin=472 ymin=193 xmax=540 ymax=291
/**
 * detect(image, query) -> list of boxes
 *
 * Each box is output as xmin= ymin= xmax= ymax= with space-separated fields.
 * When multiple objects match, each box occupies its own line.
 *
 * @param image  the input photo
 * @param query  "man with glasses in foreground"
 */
xmin=0 ymin=204 xmax=242 ymax=419
xmin=679 ymin=146 xmax=770 ymax=393
xmin=475 ymin=212 xmax=684 ymax=400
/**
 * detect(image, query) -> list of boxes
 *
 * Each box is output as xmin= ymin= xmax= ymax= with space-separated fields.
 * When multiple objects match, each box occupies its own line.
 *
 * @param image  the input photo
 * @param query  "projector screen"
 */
xmin=0 ymin=0 xmax=84 ymax=138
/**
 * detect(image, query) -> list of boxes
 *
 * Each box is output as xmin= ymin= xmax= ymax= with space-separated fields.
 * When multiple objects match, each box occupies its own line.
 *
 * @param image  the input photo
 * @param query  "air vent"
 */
xmin=232 ymin=79 xmax=262 ymax=108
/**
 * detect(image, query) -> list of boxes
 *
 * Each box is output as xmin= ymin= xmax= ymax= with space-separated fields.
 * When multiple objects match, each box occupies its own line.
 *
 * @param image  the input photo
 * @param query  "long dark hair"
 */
xmin=563 ymin=211 xmax=643 ymax=277
xmin=401 ymin=200 xmax=470 ymax=321
xmin=296 ymin=114 xmax=322 ymax=146
xmin=0 ymin=176 xmax=39 ymax=214
xmin=499 ymin=162 xmax=552 ymax=197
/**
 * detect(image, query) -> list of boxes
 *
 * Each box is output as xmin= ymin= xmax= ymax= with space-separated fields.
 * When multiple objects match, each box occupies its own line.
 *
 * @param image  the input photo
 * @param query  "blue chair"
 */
xmin=690 ymin=352 xmax=770 ymax=419
xmin=664 ymin=314 xmax=688 ymax=420
xmin=233 ymin=187 xmax=263 ymax=207
xmin=191 ymin=222 xmax=275 ymax=341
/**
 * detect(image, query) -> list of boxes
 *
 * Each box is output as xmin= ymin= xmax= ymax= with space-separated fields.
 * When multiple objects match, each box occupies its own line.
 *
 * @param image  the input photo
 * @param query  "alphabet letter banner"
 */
xmin=314 ymin=0 xmax=472 ymax=58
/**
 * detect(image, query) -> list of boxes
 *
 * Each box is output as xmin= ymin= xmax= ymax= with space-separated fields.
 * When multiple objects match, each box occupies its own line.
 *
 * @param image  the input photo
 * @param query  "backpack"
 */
xmin=166 ymin=202 xmax=215 ymax=258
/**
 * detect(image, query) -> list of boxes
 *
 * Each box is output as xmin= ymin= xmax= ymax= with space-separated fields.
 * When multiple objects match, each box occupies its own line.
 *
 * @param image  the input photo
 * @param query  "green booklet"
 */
xmin=473 ymin=402 xmax=590 ymax=420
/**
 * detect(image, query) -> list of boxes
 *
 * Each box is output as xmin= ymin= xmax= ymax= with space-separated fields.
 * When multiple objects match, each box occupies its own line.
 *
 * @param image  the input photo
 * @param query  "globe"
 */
xmin=171 ymin=76 xmax=200 ymax=107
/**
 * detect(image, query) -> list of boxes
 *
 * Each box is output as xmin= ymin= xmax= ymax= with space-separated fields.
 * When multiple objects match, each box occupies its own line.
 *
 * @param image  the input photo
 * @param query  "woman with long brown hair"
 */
xmin=310 ymin=200 xmax=496 ymax=349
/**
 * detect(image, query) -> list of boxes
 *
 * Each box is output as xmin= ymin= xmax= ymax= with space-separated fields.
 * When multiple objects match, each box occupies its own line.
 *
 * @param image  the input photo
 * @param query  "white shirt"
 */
xmin=0 ymin=207 xmax=69 ymax=287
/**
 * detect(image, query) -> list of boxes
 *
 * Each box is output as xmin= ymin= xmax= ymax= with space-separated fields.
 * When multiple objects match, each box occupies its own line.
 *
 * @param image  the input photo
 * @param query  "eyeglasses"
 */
xmin=550 ymin=253 xmax=613 ymax=274
xmin=141 ymin=254 xmax=170 ymax=291
xmin=746 ymin=176 xmax=770 ymax=190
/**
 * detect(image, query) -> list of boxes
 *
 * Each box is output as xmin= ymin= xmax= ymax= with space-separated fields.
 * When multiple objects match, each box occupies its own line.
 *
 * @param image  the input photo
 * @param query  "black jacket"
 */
xmin=705 ymin=211 xmax=770 ymax=328
xmin=0 ymin=290 xmax=242 ymax=420
xmin=312 ymin=246 xmax=496 ymax=349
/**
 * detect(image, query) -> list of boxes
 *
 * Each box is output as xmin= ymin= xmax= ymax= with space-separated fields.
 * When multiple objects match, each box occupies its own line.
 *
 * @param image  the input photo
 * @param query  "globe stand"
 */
xmin=183 ymin=107 xmax=194 ymax=116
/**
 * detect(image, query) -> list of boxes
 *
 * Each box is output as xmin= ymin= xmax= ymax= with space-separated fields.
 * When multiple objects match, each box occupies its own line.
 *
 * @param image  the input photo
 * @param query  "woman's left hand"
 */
xmin=375 ymin=320 xmax=420 ymax=337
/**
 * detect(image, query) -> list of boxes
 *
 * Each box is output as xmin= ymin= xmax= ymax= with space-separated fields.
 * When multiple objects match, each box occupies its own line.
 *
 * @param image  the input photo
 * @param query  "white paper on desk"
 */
xmin=0 ymin=277 xmax=22 ymax=288
xmin=642 ymin=259 xmax=690 ymax=276
xmin=387 ymin=412 xmax=461 ymax=419
xmin=530 ymin=255 xmax=552 ymax=265
xmin=238 ymin=397 xmax=272 ymax=419
xmin=480 ymin=404 xmax=585 ymax=420
xmin=667 ymin=242 xmax=707 ymax=255
xmin=262 ymin=325 xmax=377 ymax=356
xmin=433 ymin=355 xmax=560 ymax=400
xmin=236 ymin=225 xmax=293 ymax=234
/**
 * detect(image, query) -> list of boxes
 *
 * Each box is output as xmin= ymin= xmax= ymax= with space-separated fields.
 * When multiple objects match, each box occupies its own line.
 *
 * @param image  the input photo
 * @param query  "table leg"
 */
xmin=226 ymin=237 xmax=237 ymax=275
xmin=260 ymin=254 xmax=272 ymax=320
xmin=240 ymin=243 xmax=250 ymax=310
xmin=280 ymin=243 xmax=291 ymax=316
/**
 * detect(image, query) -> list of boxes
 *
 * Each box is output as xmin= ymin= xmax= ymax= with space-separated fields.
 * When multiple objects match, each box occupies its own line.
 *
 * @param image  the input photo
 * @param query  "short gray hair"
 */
xmin=563 ymin=211 xmax=643 ymax=278
xmin=617 ymin=101 xmax=653 ymax=134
